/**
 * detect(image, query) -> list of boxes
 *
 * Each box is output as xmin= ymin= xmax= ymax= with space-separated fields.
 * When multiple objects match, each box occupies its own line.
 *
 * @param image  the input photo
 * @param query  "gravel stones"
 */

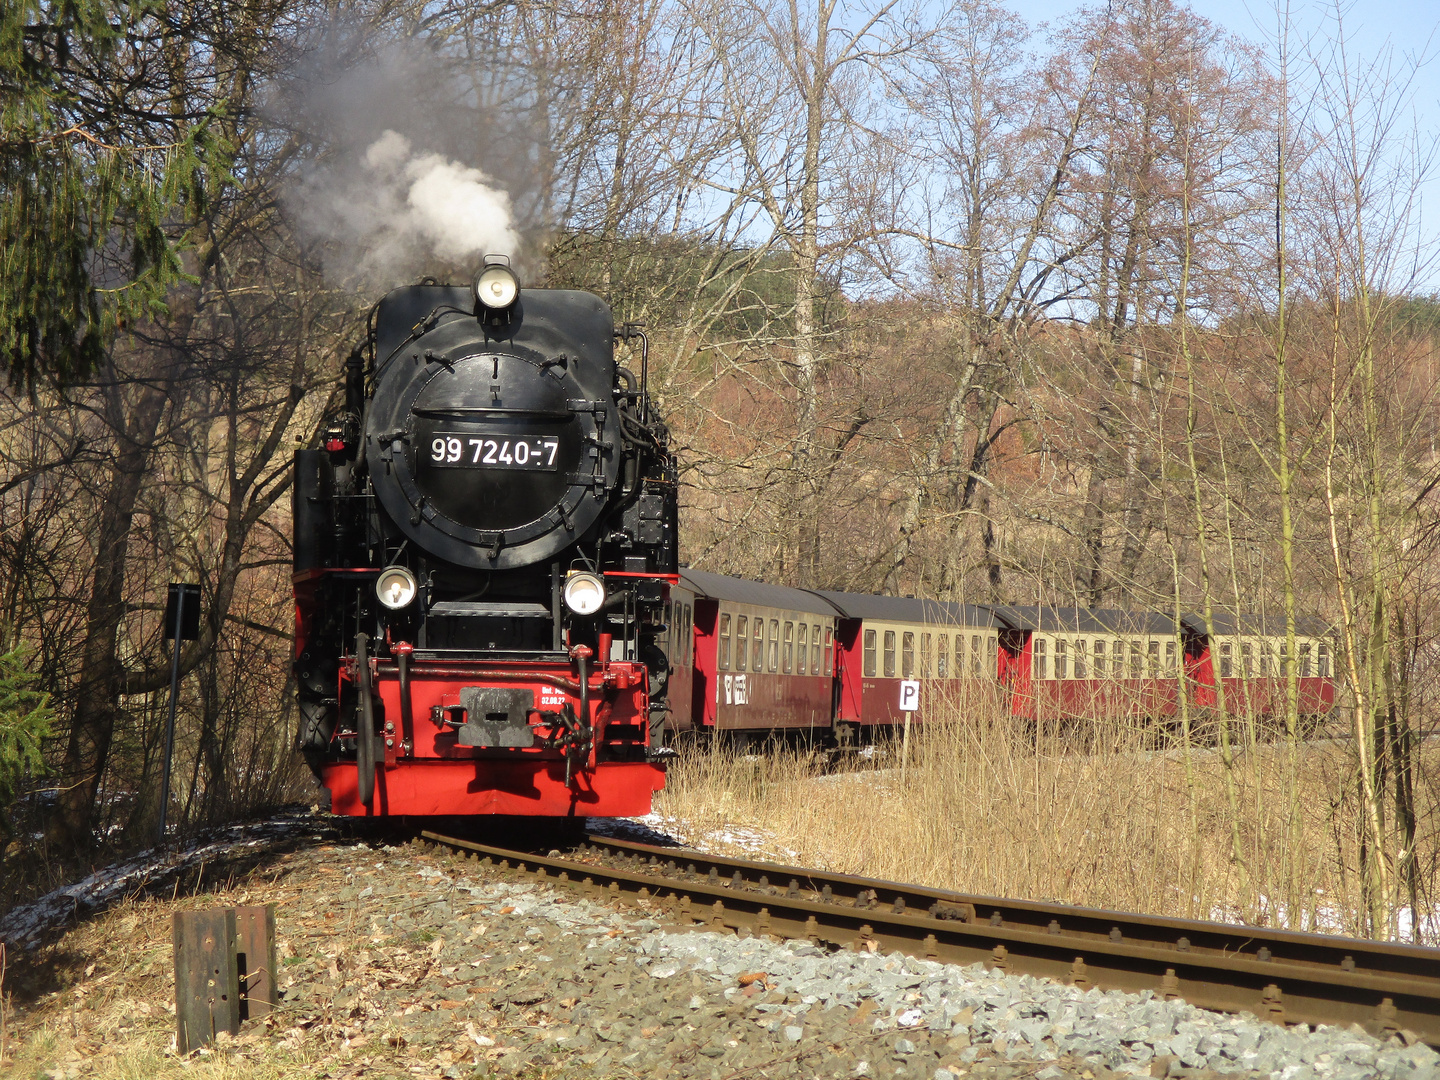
xmin=10 ymin=829 xmax=1436 ymax=1080
xmin=325 ymin=842 xmax=1438 ymax=1080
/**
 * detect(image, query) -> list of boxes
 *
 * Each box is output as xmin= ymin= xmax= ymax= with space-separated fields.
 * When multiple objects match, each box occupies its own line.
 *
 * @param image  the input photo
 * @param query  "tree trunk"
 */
xmin=51 ymin=375 xmax=171 ymax=846
xmin=1079 ymin=451 xmax=1107 ymax=607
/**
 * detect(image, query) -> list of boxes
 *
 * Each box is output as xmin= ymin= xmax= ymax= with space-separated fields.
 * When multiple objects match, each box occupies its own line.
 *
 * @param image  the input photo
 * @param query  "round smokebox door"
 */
xmin=409 ymin=355 xmax=584 ymax=533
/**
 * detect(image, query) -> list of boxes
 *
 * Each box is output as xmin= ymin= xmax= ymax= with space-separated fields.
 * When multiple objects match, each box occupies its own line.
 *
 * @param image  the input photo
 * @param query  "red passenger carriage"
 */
xmin=1180 ymin=612 xmax=1336 ymax=723
xmin=677 ymin=570 xmax=839 ymax=740
xmin=814 ymin=593 xmax=1002 ymax=733
xmin=655 ymin=577 xmax=1338 ymax=743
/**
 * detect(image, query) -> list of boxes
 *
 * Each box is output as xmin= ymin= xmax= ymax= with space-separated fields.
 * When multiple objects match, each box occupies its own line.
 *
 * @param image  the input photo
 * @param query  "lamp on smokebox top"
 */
xmin=158 ymin=583 xmax=201 ymax=845
xmin=475 ymin=254 xmax=519 ymax=313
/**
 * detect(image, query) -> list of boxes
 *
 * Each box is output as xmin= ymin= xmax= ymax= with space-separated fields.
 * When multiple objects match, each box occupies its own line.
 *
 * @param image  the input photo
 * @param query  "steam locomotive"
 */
xmin=292 ymin=259 xmax=677 ymax=817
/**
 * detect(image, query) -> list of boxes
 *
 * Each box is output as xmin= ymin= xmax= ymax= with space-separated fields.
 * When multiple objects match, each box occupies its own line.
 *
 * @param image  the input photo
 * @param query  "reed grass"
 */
xmin=656 ymin=691 xmax=1438 ymax=943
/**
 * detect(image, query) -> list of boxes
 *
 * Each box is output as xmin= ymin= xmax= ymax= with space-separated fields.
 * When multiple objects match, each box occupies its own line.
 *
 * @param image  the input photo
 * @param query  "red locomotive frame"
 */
xmin=297 ymin=569 xmax=671 ymax=819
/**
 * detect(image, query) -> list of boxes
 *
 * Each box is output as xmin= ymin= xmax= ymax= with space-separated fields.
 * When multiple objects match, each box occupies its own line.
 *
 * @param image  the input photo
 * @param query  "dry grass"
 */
xmin=1 ymin=894 xmax=333 ymax=1080
xmin=656 ymin=694 xmax=1439 ymax=944
xmin=1 ymin=841 xmax=537 ymax=1080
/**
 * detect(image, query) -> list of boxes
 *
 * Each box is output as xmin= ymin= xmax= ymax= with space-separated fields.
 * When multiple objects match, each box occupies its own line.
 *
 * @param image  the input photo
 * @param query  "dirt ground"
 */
xmin=1 ymin=833 xmax=579 ymax=1079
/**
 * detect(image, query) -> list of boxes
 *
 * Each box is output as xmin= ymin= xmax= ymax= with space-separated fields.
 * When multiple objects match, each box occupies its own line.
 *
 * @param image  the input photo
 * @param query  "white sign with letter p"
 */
xmin=898 ymin=679 xmax=920 ymax=712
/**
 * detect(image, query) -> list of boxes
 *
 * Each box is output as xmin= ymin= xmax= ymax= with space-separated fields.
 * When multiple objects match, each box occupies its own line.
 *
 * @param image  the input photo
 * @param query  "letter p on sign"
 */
xmin=898 ymin=679 xmax=920 ymax=712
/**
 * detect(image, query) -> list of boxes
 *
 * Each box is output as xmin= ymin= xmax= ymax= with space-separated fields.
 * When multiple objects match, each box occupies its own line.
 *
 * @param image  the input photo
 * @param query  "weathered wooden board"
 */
xmin=232 ymin=903 xmax=277 ymax=1020
xmin=172 ymin=908 xmax=240 ymax=1054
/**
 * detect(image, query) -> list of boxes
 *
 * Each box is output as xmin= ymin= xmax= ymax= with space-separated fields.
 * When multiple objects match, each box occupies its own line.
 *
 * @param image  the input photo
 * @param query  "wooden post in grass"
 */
xmin=173 ymin=908 xmax=239 ymax=1054
xmin=901 ymin=712 xmax=912 ymax=786
xmin=173 ymin=904 xmax=277 ymax=1051
xmin=233 ymin=904 xmax=278 ymax=1020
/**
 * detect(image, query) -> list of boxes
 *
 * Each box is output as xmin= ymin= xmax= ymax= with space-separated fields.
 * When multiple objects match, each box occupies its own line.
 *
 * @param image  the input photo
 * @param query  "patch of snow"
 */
xmin=1204 ymin=894 xmax=1438 ymax=947
xmin=585 ymin=814 xmax=685 ymax=847
xmin=588 ymin=812 xmax=799 ymax=862
xmin=0 ymin=807 xmax=331 ymax=951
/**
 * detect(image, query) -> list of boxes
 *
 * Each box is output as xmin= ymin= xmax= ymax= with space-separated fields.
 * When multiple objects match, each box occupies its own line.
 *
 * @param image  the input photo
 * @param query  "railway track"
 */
xmin=419 ymin=829 xmax=1440 ymax=1048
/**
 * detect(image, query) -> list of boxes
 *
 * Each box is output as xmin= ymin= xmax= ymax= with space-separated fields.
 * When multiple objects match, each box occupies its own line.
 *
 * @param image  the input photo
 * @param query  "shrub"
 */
xmin=0 ymin=645 xmax=54 ymax=836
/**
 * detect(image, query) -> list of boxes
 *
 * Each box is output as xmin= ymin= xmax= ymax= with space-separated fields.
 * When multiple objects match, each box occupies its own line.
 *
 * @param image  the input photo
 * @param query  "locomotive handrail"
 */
xmin=429 ymin=601 xmax=552 ymax=618
xmin=411 ymin=405 xmax=573 ymax=420
xmin=371 ymin=663 xmax=587 ymax=695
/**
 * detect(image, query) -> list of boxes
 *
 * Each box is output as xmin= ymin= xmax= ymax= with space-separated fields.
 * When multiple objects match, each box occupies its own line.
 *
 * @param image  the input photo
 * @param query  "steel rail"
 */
xmin=419 ymin=831 xmax=1440 ymax=1047
xmin=578 ymin=835 xmax=1440 ymax=1042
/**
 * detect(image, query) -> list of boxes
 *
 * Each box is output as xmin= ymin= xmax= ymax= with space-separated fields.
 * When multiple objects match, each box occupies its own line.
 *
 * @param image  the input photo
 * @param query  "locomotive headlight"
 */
xmin=563 ymin=571 xmax=606 ymax=616
xmin=376 ymin=566 xmax=419 ymax=610
xmin=475 ymin=262 xmax=520 ymax=310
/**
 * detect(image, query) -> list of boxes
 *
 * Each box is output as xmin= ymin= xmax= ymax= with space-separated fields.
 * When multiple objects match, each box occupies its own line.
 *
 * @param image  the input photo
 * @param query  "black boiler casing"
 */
xmin=365 ymin=286 xmax=621 ymax=570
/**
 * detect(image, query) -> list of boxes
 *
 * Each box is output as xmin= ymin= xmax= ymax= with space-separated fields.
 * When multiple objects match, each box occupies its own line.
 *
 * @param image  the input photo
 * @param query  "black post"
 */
xmin=159 ymin=583 xmax=200 ymax=846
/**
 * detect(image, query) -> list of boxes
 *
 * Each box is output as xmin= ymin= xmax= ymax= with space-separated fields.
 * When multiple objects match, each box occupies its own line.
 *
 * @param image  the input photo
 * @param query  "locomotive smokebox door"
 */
xmin=457 ymin=688 xmax=537 ymax=748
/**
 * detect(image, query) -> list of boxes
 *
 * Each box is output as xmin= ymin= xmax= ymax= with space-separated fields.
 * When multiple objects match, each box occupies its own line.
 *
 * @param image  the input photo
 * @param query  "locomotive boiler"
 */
xmin=293 ymin=259 xmax=677 ymax=817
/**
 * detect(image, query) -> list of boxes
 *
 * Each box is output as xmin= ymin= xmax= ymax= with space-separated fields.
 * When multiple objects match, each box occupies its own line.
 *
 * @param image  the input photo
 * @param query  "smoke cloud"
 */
xmin=296 ymin=129 xmax=520 ymax=286
xmin=270 ymin=27 xmax=536 ymax=291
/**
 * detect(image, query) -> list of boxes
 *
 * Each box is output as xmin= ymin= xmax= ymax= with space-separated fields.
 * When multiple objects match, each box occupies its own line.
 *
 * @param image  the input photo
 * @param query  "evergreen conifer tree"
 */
xmin=0 ymin=645 xmax=53 ymax=837
xmin=0 ymin=0 xmax=219 ymax=388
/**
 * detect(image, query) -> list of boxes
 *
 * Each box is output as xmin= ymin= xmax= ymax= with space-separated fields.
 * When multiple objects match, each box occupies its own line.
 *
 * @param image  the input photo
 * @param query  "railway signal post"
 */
xmin=158 ymin=582 xmax=200 ymax=845
xmin=899 ymin=679 xmax=920 ymax=784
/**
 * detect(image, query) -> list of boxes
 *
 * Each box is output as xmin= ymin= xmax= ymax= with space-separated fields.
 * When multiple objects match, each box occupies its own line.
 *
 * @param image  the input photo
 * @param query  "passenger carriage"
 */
xmin=657 ymin=578 xmax=698 ymax=738
xmin=1181 ymin=612 xmax=1336 ymax=722
xmin=816 ymin=592 xmax=1002 ymax=731
xmin=985 ymin=607 xmax=1185 ymax=722
xmin=680 ymin=569 xmax=840 ymax=738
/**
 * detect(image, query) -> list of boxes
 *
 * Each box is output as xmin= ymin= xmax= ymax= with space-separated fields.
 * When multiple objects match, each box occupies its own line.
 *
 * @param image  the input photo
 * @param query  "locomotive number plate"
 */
xmin=426 ymin=433 xmax=561 ymax=470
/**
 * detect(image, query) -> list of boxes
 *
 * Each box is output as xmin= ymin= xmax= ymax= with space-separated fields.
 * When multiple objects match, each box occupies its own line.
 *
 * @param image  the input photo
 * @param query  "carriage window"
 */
xmin=752 ymin=618 xmax=764 ymax=671
xmin=970 ymin=635 xmax=981 ymax=676
xmin=954 ymin=635 xmax=965 ymax=675
xmin=1072 ymin=640 xmax=1086 ymax=679
xmin=1261 ymin=642 xmax=1273 ymax=677
xmin=797 ymin=623 xmax=808 ymax=675
xmin=811 ymin=624 xmax=821 ymax=672
xmin=864 ymin=630 xmax=877 ymax=677
xmin=1300 ymin=643 xmax=1312 ymax=677
xmin=768 ymin=620 xmax=779 ymax=672
xmin=920 ymin=634 xmax=933 ymax=678
xmin=1165 ymin=641 xmax=1176 ymax=676
xmin=1317 ymin=642 xmax=1329 ymax=678
xmin=824 ymin=626 xmax=833 ymax=675
xmin=1034 ymin=638 xmax=1047 ymax=680
xmin=1241 ymin=642 xmax=1253 ymax=678
xmin=1089 ymin=639 xmax=1102 ymax=677
xmin=1112 ymin=640 xmax=1124 ymax=677
xmin=1054 ymin=639 xmax=1067 ymax=679
xmin=783 ymin=622 xmax=794 ymax=673
xmin=1220 ymin=641 xmax=1233 ymax=678
xmin=735 ymin=616 xmax=748 ymax=671
xmin=1278 ymin=642 xmax=1288 ymax=677
xmin=937 ymin=635 xmax=950 ymax=678
xmin=1130 ymin=640 xmax=1142 ymax=678
xmin=884 ymin=631 xmax=897 ymax=678
xmin=664 ymin=600 xmax=673 ymax=641
xmin=902 ymin=632 xmax=915 ymax=678
xmin=1147 ymin=641 xmax=1160 ymax=677
xmin=988 ymin=636 xmax=997 ymax=676
xmin=719 ymin=614 xmax=731 ymax=670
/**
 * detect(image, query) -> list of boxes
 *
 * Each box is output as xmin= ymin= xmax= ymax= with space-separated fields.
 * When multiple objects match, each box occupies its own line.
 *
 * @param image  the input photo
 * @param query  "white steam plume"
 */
xmin=296 ymin=130 xmax=521 ymax=287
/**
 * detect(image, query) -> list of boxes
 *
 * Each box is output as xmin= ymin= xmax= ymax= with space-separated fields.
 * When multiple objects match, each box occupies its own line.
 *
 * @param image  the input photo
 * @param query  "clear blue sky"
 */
xmin=1011 ymin=0 xmax=1440 ymax=292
